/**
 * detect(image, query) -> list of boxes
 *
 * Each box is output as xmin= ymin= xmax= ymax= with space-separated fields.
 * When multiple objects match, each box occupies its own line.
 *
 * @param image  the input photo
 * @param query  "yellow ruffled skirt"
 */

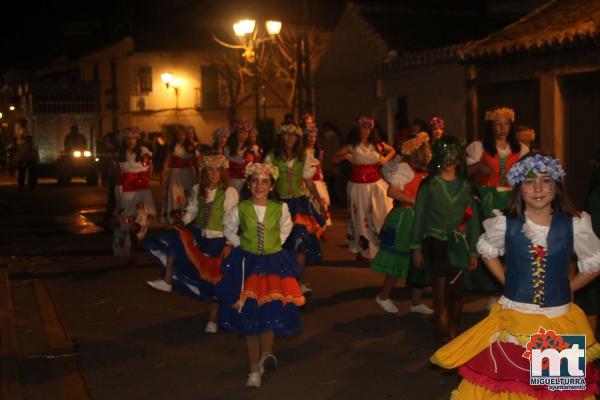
xmin=432 ymin=303 xmax=600 ymax=400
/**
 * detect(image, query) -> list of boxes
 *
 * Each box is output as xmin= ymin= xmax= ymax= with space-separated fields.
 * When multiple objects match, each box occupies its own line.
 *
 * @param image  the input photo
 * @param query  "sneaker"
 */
xmin=375 ymin=296 xmax=399 ymax=314
xmin=185 ymin=283 xmax=201 ymax=296
xmin=205 ymin=321 xmax=218 ymax=334
xmin=246 ymin=372 xmax=261 ymax=388
xmin=300 ymin=283 xmax=312 ymax=296
xmin=259 ymin=354 xmax=278 ymax=376
xmin=146 ymin=279 xmax=172 ymax=293
xmin=485 ymin=296 xmax=499 ymax=311
xmin=410 ymin=303 xmax=434 ymax=315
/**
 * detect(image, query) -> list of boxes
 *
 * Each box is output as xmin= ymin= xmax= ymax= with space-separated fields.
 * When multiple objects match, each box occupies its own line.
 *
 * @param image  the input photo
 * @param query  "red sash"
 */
xmin=169 ymin=156 xmax=194 ymax=169
xmin=350 ymin=164 xmax=381 ymax=183
xmin=228 ymin=160 xmax=245 ymax=179
xmin=121 ymin=171 xmax=149 ymax=192
xmin=312 ymin=165 xmax=323 ymax=181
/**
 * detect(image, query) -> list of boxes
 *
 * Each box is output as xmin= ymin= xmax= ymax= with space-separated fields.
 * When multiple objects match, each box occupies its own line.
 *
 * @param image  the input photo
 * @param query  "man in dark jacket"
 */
xmin=64 ymin=125 xmax=88 ymax=152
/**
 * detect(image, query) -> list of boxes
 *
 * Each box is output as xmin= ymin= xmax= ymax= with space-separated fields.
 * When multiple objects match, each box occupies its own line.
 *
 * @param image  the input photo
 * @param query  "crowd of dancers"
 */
xmin=106 ymin=107 xmax=600 ymax=398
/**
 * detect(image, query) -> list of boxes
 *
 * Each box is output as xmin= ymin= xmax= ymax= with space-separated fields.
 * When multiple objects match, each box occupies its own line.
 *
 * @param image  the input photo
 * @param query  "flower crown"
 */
xmin=517 ymin=128 xmax=535 ymax=142
xmin=277 ymin=124 xmax=302 ymax=136
xmin=232 ymin=118 xmax=251 ymax=134
xmin=244 ymin=162 xmax=279 ymax=181
xmin=401 ymin=132 xmax=430 ymax=156
xmin=357 ymin=116 xmax=375 ymax=130
xmin=202 ymin=154 xmax=227 ymax=169
xmin=507 ymin=154 xmax=566 ymax=186
xmin=304 ymin=125 xmax=318 ymax=136
xmin=303 ymin=113 xmax=315 ymax=125
xmin=429 ymin=116 xmax=445 ymax=132
xmin=213 ymin=127 xmax=230 ymax=141
xmin=485 ymin=107 xmax=515 ymax=122
xmin=119 ymin=127 xmax=141 ymax=142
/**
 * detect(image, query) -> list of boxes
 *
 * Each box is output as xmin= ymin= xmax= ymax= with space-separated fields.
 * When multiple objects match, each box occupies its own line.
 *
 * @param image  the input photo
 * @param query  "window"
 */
xmin=201 ymin=65 xmax=219 ymax=107
xmin=137 ymin=67 xmax=152 ymax=93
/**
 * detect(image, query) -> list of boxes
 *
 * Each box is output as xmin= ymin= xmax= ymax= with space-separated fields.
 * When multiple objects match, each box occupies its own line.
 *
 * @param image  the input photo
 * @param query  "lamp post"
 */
xmin=161 ymin=72 xmax=181 ymax=109
xmin=214 ymin=19 xmax=282 ymax=124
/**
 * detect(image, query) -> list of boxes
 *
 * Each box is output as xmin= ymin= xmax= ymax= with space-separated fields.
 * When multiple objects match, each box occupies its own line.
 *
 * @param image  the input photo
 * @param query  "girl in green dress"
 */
xmin=371 ymin=132 xmax=433 ymax=314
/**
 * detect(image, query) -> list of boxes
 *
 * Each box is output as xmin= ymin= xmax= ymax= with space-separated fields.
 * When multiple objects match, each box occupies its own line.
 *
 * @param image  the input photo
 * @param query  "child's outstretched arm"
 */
xmin=481 ymin=257 xmax=506 ymax=285
xmin=332 ymin=145 xmax=352 ymax=163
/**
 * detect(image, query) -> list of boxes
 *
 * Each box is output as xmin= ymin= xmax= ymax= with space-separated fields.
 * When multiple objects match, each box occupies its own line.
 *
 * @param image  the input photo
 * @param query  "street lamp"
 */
xmin=161 ymin=72 xmax=181 ymax=108
xmin=161 ymin=72 xmax=173 ymax=88
xmin=213 ymin=19 xmax=282 ymax=123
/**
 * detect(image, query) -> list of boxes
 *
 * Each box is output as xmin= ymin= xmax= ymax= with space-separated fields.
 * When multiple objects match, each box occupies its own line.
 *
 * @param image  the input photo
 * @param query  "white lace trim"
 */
xmin=521 ymin=219 xmax=549 ymax=248
xmin=498 ymin=296 xmax=570 ymax=318
xmin=477 ymin=236 xmax=505 ymax=258
xmin=578 ymin=253 xmax=600 ymax=274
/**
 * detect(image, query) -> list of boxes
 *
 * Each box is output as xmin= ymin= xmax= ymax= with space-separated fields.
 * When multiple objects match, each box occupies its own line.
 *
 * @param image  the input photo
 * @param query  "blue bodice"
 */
xmin=504 ymin=214 xmax=573 ymax=307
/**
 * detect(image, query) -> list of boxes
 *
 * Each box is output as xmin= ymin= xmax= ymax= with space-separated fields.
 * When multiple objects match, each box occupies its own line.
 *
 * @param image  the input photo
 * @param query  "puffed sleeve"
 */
xmin=476 ymin=210 xmax=506 ymax=259
xmin=279 ymin=203 xmax=293 ymax=244
xmin=223 ymin=186 xmax=239 ymax=213
xmin=223 ymin=206 xmax=241 ymax=247
xmin=383 ymin=160 xmax=415 ymax=190
xmin=573 ymin=212 xmax=600 ymax=274
xmin=466 ymin=141 xmax=483 ymax=166
xmin=182 ymin=184 xmax=199 ymax=225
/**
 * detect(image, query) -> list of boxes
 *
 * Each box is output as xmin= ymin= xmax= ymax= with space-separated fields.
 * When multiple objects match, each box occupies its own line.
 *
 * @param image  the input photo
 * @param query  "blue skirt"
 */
xmin=214 ymin=247 xmax=304 ymax=337
xmin=282 ymin=196 xmax=323 ymax=265
xmin=144 ymin=225 xmax=226 ymax=300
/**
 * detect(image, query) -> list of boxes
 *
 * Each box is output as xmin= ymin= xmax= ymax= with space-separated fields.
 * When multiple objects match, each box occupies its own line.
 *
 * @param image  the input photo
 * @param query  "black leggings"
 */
xmin=424 ymin=236 xmax=464 ymax=299
xmin=17 ymin=164 xmax=37 ymax=189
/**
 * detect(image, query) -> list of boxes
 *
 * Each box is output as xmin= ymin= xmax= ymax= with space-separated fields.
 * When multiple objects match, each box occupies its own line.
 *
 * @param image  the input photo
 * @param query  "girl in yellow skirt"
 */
xmin=431 ymin=153 xmax=600 ymax=399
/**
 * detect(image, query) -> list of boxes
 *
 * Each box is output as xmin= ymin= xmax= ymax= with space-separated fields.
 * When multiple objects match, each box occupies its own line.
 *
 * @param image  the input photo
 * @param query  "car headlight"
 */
xmin=83 ymin=150 xmax=92 ymax=157
xmin=73 ymin=151 xmax=82 ymax=158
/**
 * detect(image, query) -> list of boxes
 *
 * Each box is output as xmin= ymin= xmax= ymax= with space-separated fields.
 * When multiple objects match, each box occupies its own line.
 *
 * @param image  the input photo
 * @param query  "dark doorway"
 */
xmin=476 ymin=79 xmax=540 ymax=145
xmin=561 ymin=70 xmax=600 ymax=209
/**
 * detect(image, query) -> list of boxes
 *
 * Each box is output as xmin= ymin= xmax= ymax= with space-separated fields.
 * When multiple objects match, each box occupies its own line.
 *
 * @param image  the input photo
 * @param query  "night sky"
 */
xmin=1 ymin=0 xmax=120 ymax=71
xmin=0 ymin=0 xmax=530 ymax=74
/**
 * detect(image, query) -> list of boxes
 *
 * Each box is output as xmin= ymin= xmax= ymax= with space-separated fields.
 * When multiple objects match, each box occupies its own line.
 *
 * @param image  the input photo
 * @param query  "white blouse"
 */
xmin=182 ymin=186 xmax=239 ymax=238
xmin=350 ymin=143 xmax=381 ymax=165
xmin=466 ymin=141 xmax=529 ymax=166
xmin=223 ymin=202 xmax=293 ymax=247
xmin=381 ymin=158 xmax=414 ymax=190
xmin=172 ymin=143 xmax=194 ymax=159
xmin=477 ymin=210 xmax=600 ymax=316
xmin=119 ymin=146 xmax=152 ymax=173
xmin=477 ymin=211 xmax=600 ymax=273
xmin=305 ymin=148 xmax=322 ymax=180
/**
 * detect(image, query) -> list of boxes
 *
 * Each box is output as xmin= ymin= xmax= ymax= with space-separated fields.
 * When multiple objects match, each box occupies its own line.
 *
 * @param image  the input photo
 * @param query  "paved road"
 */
xmin=0 ymin=175 xmax=494 ymax=400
